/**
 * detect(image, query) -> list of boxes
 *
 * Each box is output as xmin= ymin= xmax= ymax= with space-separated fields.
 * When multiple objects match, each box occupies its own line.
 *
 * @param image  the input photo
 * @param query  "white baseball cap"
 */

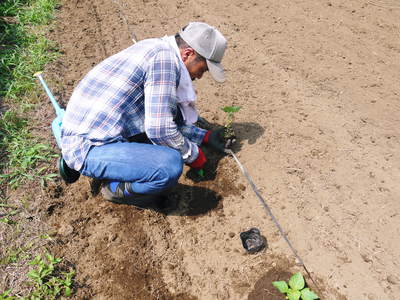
xmin=180 ymin=22 xmax=227 ymax=83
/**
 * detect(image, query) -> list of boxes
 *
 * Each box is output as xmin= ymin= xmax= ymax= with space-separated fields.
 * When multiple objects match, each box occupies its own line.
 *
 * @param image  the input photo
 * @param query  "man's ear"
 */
xmin=180 ymin=47 xmax=195 ymax=62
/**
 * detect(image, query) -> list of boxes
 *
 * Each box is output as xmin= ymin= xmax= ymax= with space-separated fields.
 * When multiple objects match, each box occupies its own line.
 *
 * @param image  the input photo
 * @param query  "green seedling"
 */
xmin=26 ymin=253 xmax=75 ymax=298
xmin=273 ymin=272 xmax=319 ymax=300
xmin=221 ymin=106 xmax=241 ymax=139
xmin=1 ymin=253 xmax=75 ymax=299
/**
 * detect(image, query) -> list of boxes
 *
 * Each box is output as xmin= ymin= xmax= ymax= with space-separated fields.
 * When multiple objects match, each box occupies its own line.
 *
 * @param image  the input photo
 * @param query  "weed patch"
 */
xmin=0 ymin=0 xmax=59 ymax=189
xmin=0 ymin=111 xmax=57 ymax=188
xmin=0 ymin=1 xmax=74 ymax=298
xmin=0 ymin=253 xmax=75 ymax=299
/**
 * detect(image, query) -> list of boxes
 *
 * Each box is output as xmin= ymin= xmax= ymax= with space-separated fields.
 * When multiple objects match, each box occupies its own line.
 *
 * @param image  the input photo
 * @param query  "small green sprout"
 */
xmin=221 ymin=106 xmax=241 ymax=139
xmin=221 ymin=106 xmax=242 ymax=114
xmin=272 ymin=272 xmax=319 ymax=300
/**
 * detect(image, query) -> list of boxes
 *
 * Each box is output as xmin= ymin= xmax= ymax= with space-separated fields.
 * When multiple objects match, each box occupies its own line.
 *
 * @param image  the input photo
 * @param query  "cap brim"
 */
xmin=206 ymin=60 xmax=225 ymax=83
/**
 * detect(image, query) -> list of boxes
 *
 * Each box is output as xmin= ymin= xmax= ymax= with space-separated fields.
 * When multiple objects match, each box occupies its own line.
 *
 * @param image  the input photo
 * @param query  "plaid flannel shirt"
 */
xmin=61 ymin=38 xmax=206 ymax=171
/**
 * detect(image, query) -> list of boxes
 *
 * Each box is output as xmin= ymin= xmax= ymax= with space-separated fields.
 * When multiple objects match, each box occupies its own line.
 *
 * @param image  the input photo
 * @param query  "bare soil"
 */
xmin=25 ymin=0 xmax=400 ymax=299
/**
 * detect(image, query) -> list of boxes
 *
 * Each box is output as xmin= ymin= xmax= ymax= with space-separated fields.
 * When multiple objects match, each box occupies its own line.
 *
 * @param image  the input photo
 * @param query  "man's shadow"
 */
xmin=232 ymin=121 xmax=265 ymax=151
xmin=161 ymin=183 xmax=222 ymax=216
xmin=95 ymin=183 xmax=221 ymax=217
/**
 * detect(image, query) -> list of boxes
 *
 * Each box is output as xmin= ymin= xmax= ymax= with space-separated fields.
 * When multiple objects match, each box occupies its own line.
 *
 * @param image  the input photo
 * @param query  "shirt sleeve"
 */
xmin=143 ymin=48 xmax=199 ymax=163
xmin=178 ymin=124 xmax=207 ymax=145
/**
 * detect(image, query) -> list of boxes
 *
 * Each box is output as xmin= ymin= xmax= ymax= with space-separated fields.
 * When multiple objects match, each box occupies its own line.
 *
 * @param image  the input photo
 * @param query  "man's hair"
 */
xmin=175 ymin=33 xmax=190 ymax=49
xmin=175 ymin=32 xmax=206 ymax=62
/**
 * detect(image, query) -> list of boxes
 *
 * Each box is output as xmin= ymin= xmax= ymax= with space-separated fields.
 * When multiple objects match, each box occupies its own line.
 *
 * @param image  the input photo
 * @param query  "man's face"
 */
xmin=181 ymin=48 xmax=208 ymax=81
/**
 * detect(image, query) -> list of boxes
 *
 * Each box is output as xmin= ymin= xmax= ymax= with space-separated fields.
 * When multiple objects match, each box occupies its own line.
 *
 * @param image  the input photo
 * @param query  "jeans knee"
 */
xmin=164 ymin=150 xmax=183 ymax=183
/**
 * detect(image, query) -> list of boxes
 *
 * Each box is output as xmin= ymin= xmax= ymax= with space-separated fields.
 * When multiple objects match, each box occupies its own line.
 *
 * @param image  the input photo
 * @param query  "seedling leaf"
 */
xmin=64 ymin=286 xmax=71 ymax=297
xmin=289 ymin=272 xmax=305 ymax=290
xmin=287 ymin=289 xmax=301 ymax=300
xmin=221 ymin=106 xmax=241 ymax=113
xmin=272 ymin=281 xmax=289 ymax=293
xmin=27 ymin=269 xmax=41 ymax=282
xmin=301 ymin=288 xmax=319 ymax=300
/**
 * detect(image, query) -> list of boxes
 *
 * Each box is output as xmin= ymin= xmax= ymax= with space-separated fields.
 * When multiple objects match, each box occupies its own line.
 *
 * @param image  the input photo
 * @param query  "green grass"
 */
xmin=0 ymin=0 xmax=59 ymax=188
xmin=0 ymin=111 xmax=58 ymax=188
xmin=0 ymin=5 xmax=75 ymax=298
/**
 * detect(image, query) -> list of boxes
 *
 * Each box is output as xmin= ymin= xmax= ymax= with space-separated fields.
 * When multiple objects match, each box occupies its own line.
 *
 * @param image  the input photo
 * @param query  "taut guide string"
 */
xmin=225 ymin=149 xmax=321 ymax=292
xmin=111 ymin=0 xmax=321 ymax=292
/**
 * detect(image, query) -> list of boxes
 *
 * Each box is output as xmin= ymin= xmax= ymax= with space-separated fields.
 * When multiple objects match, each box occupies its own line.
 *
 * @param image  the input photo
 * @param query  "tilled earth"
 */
xmin=28 ymin=0 xmax=400 ymax=299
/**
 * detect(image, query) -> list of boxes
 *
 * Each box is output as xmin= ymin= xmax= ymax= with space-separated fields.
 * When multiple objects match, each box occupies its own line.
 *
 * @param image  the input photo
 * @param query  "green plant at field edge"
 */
xmin=0 ymin=111 xmax=58 ymax=189
xmin=1 ymin=0 xmax=59 ymax=100
xmin=0 ymin=253 xmax=75 ymax=299
xmin=27 ymin=253 xmax=75 ymax=299
xmin=273 ymin=272 xmax=319 ymax=300
xmin=0 ymin=0 xmax=59 ymax=189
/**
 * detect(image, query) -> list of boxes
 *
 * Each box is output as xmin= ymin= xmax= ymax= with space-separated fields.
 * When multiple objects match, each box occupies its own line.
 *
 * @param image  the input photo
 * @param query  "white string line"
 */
xmin=225 ymin=149 xmax=321 ymax=292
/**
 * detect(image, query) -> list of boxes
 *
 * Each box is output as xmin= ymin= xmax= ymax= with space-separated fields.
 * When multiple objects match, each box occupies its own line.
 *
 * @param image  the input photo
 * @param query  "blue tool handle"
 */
xmin=52 ymin=116 xmax=63 ymax=149
xmin=34 ymin=72 xmax=64 ymax=117
xmin=34 ymin=72 xmax=65 ymax=149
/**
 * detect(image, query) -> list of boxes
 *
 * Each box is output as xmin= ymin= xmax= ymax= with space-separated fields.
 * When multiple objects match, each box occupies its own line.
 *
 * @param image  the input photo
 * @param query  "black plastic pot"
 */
xmin=240 ymin=228 xmax=267 ymax=253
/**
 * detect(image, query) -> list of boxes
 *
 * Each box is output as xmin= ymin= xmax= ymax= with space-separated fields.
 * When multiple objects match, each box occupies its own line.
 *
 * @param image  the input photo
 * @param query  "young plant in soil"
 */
xmin=221 ymin=105 xmax=241 ymax=140
xmin=273 ymin=272 xmax=319 ymax=300
xmin=27 ymin=253 xmax=75 ymax=298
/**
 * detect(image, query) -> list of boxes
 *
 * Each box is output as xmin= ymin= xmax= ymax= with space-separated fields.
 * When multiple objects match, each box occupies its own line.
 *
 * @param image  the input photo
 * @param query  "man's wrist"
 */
xmin=202 ymin=130 xmax=212 ymax=144
xmin=188 ymin=148 xmax=206 ymax=169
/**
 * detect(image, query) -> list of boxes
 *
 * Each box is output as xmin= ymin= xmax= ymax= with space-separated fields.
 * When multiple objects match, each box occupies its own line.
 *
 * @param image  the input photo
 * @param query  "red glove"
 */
xmin=203 ymin=131 xmax=212 ymax=144
xmin=188 ymin=148 xmax=206 ymax=169
xmin=202 ymin=129 xmax=230 ymax=153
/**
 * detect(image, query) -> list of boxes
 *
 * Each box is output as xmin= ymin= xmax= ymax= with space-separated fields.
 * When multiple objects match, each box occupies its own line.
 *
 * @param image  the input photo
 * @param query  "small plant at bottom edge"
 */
xmin=273 ymin=272 xmax=319 ymax=300
xmin=26 ymin=253 xmax=75 ymax=299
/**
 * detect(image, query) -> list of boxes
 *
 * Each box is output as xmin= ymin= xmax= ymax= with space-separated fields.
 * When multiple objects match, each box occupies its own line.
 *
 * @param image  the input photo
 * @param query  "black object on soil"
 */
xmin=240 ymin=228 xmax=267 ymax=253
xmin=58 ymin=156 xmax=80 ymax=184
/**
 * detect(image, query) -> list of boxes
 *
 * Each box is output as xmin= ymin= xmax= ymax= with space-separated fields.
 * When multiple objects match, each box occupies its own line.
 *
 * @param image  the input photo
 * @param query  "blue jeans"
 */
xmin=80 ymin=141 xmax=183 ymax=194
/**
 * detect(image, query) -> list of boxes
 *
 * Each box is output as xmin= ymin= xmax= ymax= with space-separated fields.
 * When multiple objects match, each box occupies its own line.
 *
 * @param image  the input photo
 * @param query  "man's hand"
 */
xmin=203 ymin=128 xmax=235 ymax=153
xmin=188 ymin=148 xmax=206 ymax=169
xmin=195 ymin=116 xmax=212 ymax=130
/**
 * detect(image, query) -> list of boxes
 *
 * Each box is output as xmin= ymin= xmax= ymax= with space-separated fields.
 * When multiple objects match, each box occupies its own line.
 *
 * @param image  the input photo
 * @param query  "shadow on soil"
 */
xmin=101 ymin=183 xmax=222 ymax=217
xmin=233 ymin=121 xmax=266 ymax=150
xmin=186 ymin=120 xmax=265 ymax=183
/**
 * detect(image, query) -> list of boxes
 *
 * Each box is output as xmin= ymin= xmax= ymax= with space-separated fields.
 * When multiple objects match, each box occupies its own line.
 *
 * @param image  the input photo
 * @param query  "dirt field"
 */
xmin=37 ymin=0 xmax=400 ymax=299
